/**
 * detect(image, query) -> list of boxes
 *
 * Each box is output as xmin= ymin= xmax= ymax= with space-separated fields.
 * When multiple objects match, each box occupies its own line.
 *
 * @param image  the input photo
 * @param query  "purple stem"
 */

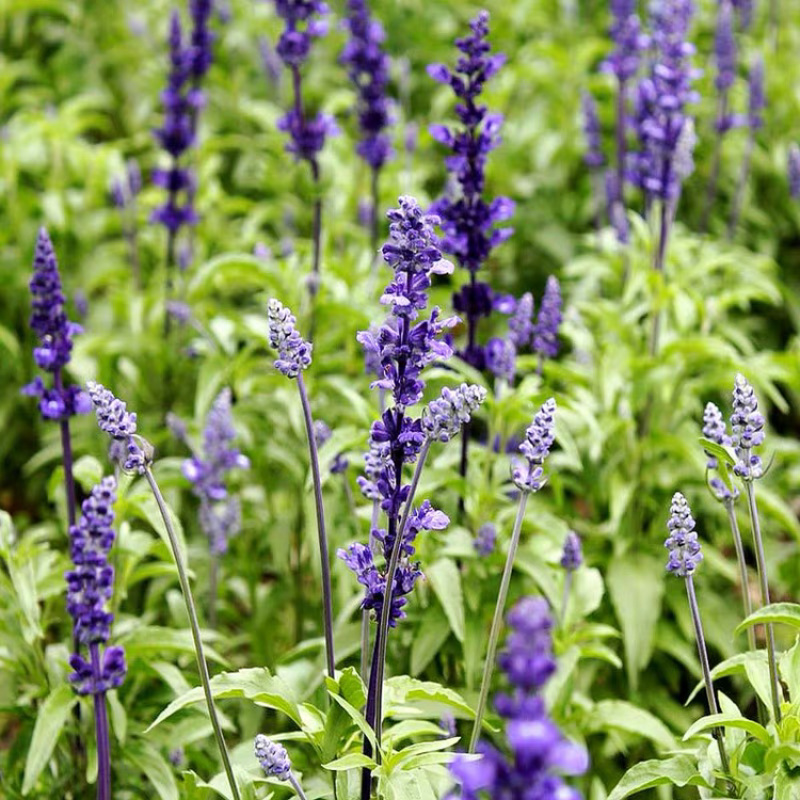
xmin=89 ymin=644 xmax=111 ymax=800
xmin=297 ymin=373 xmax=336 ymax=678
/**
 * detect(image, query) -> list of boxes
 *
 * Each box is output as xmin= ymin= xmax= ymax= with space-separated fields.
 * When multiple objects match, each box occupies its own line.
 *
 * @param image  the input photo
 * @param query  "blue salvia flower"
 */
xmin=747 ymin=55 xmax=765 ymax=132
xmin=605 ymin=169 xmax=630 ymax=243
xmin=428 ymin=11 xmax=514 ymax=370
xmin=508 ymin=292 xmax=534 ymax=351
xmin=532 ymin=276 xmax=562 ymax=361
xmin=665 ymin=491 xmax=703 ymax=576
xmin=789 ymin=144 xmax=800 ymax=201
xmin=254 ymin=735 xmax=291 ymax=780
xmin=422 ymin=384 xmax=487 ymax=443
xmin=22 ymin=229 xmax=91 ymax=421
xmin=485 ymin=336 xmax=516 ymax=384
xmin=188 ymin=0 xmax=216 ymax=100
xmin=630 ymin=0 xmax=697 ymax=203
xmin=87 ymin=381 xmax=147 ymax=474
xmin=356 ymin=436 xmax=386 ymax=500
xmin=182 ymin=388 xmax=250 ymax=555
xmin=581 ymin=91 xmax=605 ymax=169
xmin=447 ymin=597 xmax=587 ymax=799
xmin=66 ymin=476 xmax=127 ymax=695
xmin=731 ymin=373 xmax=765 ymax=480
xmin=473 ymin=522 xmax=496 ymax=556
xmin=267 ymin=298 xmax=313 ymax=378
xmin=560 ymin=531 xmax=583 ymax=571
xmin=340 ymin=0 xmax=393 ymax=170
xmin=713 ymin=1 xmax=736 ymax=134
xmin=512 ymin=398 xmax=556 ymax=493
xmin=602 ymin=0 xmax=649 ymax=84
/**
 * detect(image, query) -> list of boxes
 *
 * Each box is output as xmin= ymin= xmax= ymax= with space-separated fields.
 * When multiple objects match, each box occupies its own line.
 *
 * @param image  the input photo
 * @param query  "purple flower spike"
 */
xmin=533 ymin=276 xmax=562 ymax=361
xmin=602 ymin=0 xmax=649 ymax=83
xmin=473 ymin=522 xmax=497 ymax=556
xmin=789 ymin=144 xmax=800 ymax=200
xmin=254 ymin=735 xmax=291 ymax=781
xmin=747 ymin=56 xmax=765 ymax=132
xmin=508 ymin=292 xmax=534 ymax=350
xmin=512 ymin=399 xmax=556 ymax=493
xmin=341 ymin=0 xmax=393 ymax=170
xmin=665 ymin=492 xmax=703 ymax=577
xmin=450 ymin=597 xmax=587 ymax=798
xmin=87 ymin=381 xmax=147 ymax=474
xmin=714 ymin=1 xmax=736 ymax=93
xmin=560 ymin=531 xmax=583 ymax=571
xmin=486 ymin=336 xmax=516 ymax=384
xmin=267 ymin=298 xmax=313 ymax=378
xmin=581 ymin=92 xmax=605 ymax=169
xmin=422 ymin=383 xmax=487 ymax=443
xmin=701 ymin=401 xmax=739 ymax=502
xmin=731 ymin=373 xmax=765 ymax=481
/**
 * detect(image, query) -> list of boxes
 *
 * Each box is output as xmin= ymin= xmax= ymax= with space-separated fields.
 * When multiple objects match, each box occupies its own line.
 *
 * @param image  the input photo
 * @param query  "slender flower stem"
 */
xmin=297 ymin=374 xmax=336 ymax=678
xmin=700 ymin=93 xmax=728 ymax=233
xmin=649 ymin=199 xmax=674 ymax=357
xmin=685 ymin=576 xmax=734 ymax=789
xmin=724 ymin=499 xmax=756 ymax=652
xmin=727 ymin=132 xmax=754 ymax=240
xmin=469 ymin=489 xmax=530 ymax=753
xmin=288 ymin=773 xmax=310 ymax=800
xmin=744 ymin=481 xmax=782 ymax=722
xmin=89 ymin=644 xmax=111 ymax=800
xmin=310 ymin=158 xmax=323 ymax=285
xmin=144 ymin=468 xmax=241 ymax=800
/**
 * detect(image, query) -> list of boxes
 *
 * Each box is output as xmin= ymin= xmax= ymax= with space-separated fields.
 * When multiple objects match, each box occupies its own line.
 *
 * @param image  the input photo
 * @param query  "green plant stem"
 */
xmin=723 ymin=498 xmax=756 ymax=652
xmin=685 ymin=576 xmax=734 ymax=792
xmin=297 ymin=373 xmax=336 ymax=678
xmin=144 ymin=467 xmax=241 ymax=800
xmin=468 ymin=489 xmax=530 ymax=753
xmin=744 ymin=481 xmax=782 ymax=722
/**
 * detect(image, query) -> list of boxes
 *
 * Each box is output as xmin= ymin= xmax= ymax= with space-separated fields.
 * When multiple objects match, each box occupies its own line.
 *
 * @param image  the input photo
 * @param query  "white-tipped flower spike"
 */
xmin=87 ymin=381 xmax=147 ymax=474
xmin=422 ymin=383 xmax=487 ymax=442
xmin=254 ymin=735 xmax=291 ymax=781
xmin=267 ymin=298 xmax=313 ymax=378
xmin=512 ymin=398 xmax=556 ymax=493
xmin=665 ymin=492 xmax=703 ymax=577
xmin=731 ymin=373 xmax=765 ymax=481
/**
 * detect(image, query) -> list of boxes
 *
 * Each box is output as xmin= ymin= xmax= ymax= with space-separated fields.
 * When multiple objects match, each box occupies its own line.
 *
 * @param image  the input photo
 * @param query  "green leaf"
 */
xmin=385 ymin=676 xmax=474 ymax=719
xmin=683 ymin=713 xmax=771 ymax=745
xmin=586 ymin=700 xmax=675 ymax=748
xmin=22 ymin=684 xmax=77 ymax=795
xmin=607 ymin=555 xmax=664 ymax=690
xmin=386 ymin=736 xmax=460 ymax=770
xmin=685 ymin=651 xmax=768 ymax=704
xmin=426 ymin=558 xmax=465 ymax=643
xmin=72 ymin=455 xmax=106 ymax=492
xmin=736 ymin=603 xmax=800 ymax=634
xmin=188 ymin=254 xmax=280 ymax=300
xmin=321 ymin=668 xmax=367 ymax=762
xmin=607 ymin=755 xmax=711 ymax=800
xmin=122 ymin=626 xmax=228 ymax=666
xmin=328 ymin=691 xmax=381 ymax=755
xmin=127 ymin=740 xmax=179 ymax=800
xmin=698 ymin=438 xmax=736 ymax=466
xmin=147 ymin=668 xmax=302 ymax=731
xmin=322 ymin=753 xmax=377 ymax=771
xmin=410 ymin=604 xmax=451 ymax=676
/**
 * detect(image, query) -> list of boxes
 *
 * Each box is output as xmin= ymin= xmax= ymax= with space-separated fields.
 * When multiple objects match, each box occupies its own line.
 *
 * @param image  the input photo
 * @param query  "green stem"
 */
xmin=723 ymin=499 xmax=755 ymax=652
xmin=468 ymin=490 xmax=530 ymax=753
xmin=744 ymin=481 xmax=782 ymax=722
xmin=144 ymin=468 xmax=241 ymax=800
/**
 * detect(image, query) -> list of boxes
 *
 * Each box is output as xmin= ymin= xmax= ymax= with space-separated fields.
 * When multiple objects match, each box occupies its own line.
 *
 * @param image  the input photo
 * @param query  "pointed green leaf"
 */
xmin=607 ymin=755 xmax=711 ymax=800
xmin=426 ymin=559 xmax=465 ymax=643
xmin=683 ymin=712 xmax=771 ymax=745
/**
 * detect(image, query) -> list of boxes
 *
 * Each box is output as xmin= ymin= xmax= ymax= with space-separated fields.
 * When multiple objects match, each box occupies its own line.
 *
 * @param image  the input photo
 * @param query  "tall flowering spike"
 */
xmin=731 ymin=373 xmax=765 ymax=480
xmin=66 ymin=476 xmax=127 ymax=694
xmin=512 ymin=398 xmax=556 ymax=493
xmin=188 ymin=0 xmax=215 ymax=89
xmin=665 ymin=492 xmax=703 ymax=576
xmin=182 ymin=389 xmax=250 ymax=555
xmin=789 ymin=144 xmax=800 ymax=201
xmin=602 ymin=0 xmax=649 ymax=83
xmin=428 ymin=11 xmax=514 ymax=371
xmin=87 ymin=381 xmax=147 ymax=474
xmin=451 ymin=597 xmax=587 ymax=798
xmin=714 ymin=1 xmax=736 ymax=95
xmin=560 ymin=531 xmax=583 ymax=571
xmin=421 ymin=383 xmax=487 ymax=443
xmin=340 ymin=0 xmax=393 ymax=170
xmin=508 ymin=292 xmax=534 ymax=351
xmin=485 ymin=336 xmax=516 ymax=383
xmin=581 ymin=91 xmax=605 ymax=169
xmin=532 ymin=276 xmax=562 ymax=361
xmin=630 ymin=0 xmax=697 ymax=202
xmin=747 ymin=56 xmax=765 ymax=132
xmin=267 ymin=298 xmax=313 ymax=378
xmin=23 ymin=228 xmax=90 ymax=421
xmin=254 ymin=735 xmax=291 ymax=781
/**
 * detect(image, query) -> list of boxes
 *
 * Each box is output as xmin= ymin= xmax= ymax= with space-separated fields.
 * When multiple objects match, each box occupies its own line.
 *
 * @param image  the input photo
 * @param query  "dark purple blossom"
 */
xmin=448 ymin=597 xmax=587 ymax=799
xmin=665 ymin=491 xmax=703 ymax=576
xmin=340 ymin=0 xmax=393 ymax=170
xmin=532 ymin=276 xmax=562 ymax=361
xmin=512 ymin=399 xmax=556 ymax=494
xmin=731 ymin=373 xmax=765 ymax=481
xmin=267 ymin=298 xmax=313 ymax=378
xmin=66 ymin=477 xmax=127 ymax=695
xmin=188 ymin=0 xmax=215 ymax=88
xmin=581 ymin=92 xmax=605 ymax=169
xmin=560 ymin=532 xmax=583 ymax=571
xmin=87 ymin=382 xmax=147 ymax=474
xmin=277 ymin=109 xmax=338 ymax=162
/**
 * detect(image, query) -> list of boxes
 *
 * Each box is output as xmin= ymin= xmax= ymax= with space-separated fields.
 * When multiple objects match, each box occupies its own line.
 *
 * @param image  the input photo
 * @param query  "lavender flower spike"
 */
xmin=665 ymin=493 xmax=733 ymax=787
xmin=422 ymin=384 xmax=487 ymax=443
xmin=87 ymin=381 xmax=148 ymax=474
xmin=267 ymin=298 xmax=313 ymax=378
xmin=508 ymin=292 xmax=534 ymax=350
xmin=532 ymin=276 xmax=562 ymax=370
xmin=254 ymin=735 xmax=308 ymax=799
xmin=512 ymin=398 xmax=557 ymax=493
xmin=561 ymin=531 xmax=583 ymax=571
xmin=66 ymin=476 xmax=126 ymax=800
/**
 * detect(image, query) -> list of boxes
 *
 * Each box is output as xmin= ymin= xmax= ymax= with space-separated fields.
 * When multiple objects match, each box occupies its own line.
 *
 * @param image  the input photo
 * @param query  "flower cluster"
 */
xmin=702 ymin=401 xmax=739 ymax=502
xmin=267 ymin=298 xmax=313 ymax=378
xmin=428 ymin=11 xmax=514 ymax=370
xmin=533 ymin=276 xmax=563 ymax=361
xmin=747 ymin=56 xmax=765 ymax=132
xmin=340 ymin=0 xmax=393 ymax=170
xmin=87 ymin=381 xmax=147 ymax=473
xmin=664 ymin=492 xmax=703 ymax=577
xmin=152 ymin=12 xmax=199 ymax=237
xmin=422 ymin=384 xmax=487 ymax=443
xmin=473 ymin=522 xmax=497 ymax=556
xmin=254 ymin=735 xmax=291 ymax=780
xmin=512 ymin=399 xmax=557 ymax=493
xmin=448 ymin=597 xmax=587 ymax=799
xmin=560 ymin=531 xmax=583 ymax=571
xmin=630 ymin=0 xmax=697 ymax=202
xmin=66 ymin=477 xmax=127 ymax=695
xmin=188 ymin=0 xmax=215 ymax=94
xmin=713 ymin=0 xmax=736 ymax=133
xmin=602 ymin=0 xmax=649 ymax=84
xmin=339 ymin=500 xmax=448 ymax=626
xmin=581 ymin=92 xmax=605 ymax=169
xmin=22 ymin=229 xmax=91 ymax=421
xmin=181 ymin=389 xmax=250 ymax=555
xmin=272 ymin=0 xmax=337 ymax=161
xmin=731 ymin=373 xmax=765 ymax=480
xmin=508 ymin=292 xmax=534 ymax=350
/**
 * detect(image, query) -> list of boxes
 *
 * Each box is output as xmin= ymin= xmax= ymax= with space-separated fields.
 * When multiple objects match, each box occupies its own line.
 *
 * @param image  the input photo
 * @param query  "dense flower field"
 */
xmin=3 ymin=0 xmax=800 ymax=797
